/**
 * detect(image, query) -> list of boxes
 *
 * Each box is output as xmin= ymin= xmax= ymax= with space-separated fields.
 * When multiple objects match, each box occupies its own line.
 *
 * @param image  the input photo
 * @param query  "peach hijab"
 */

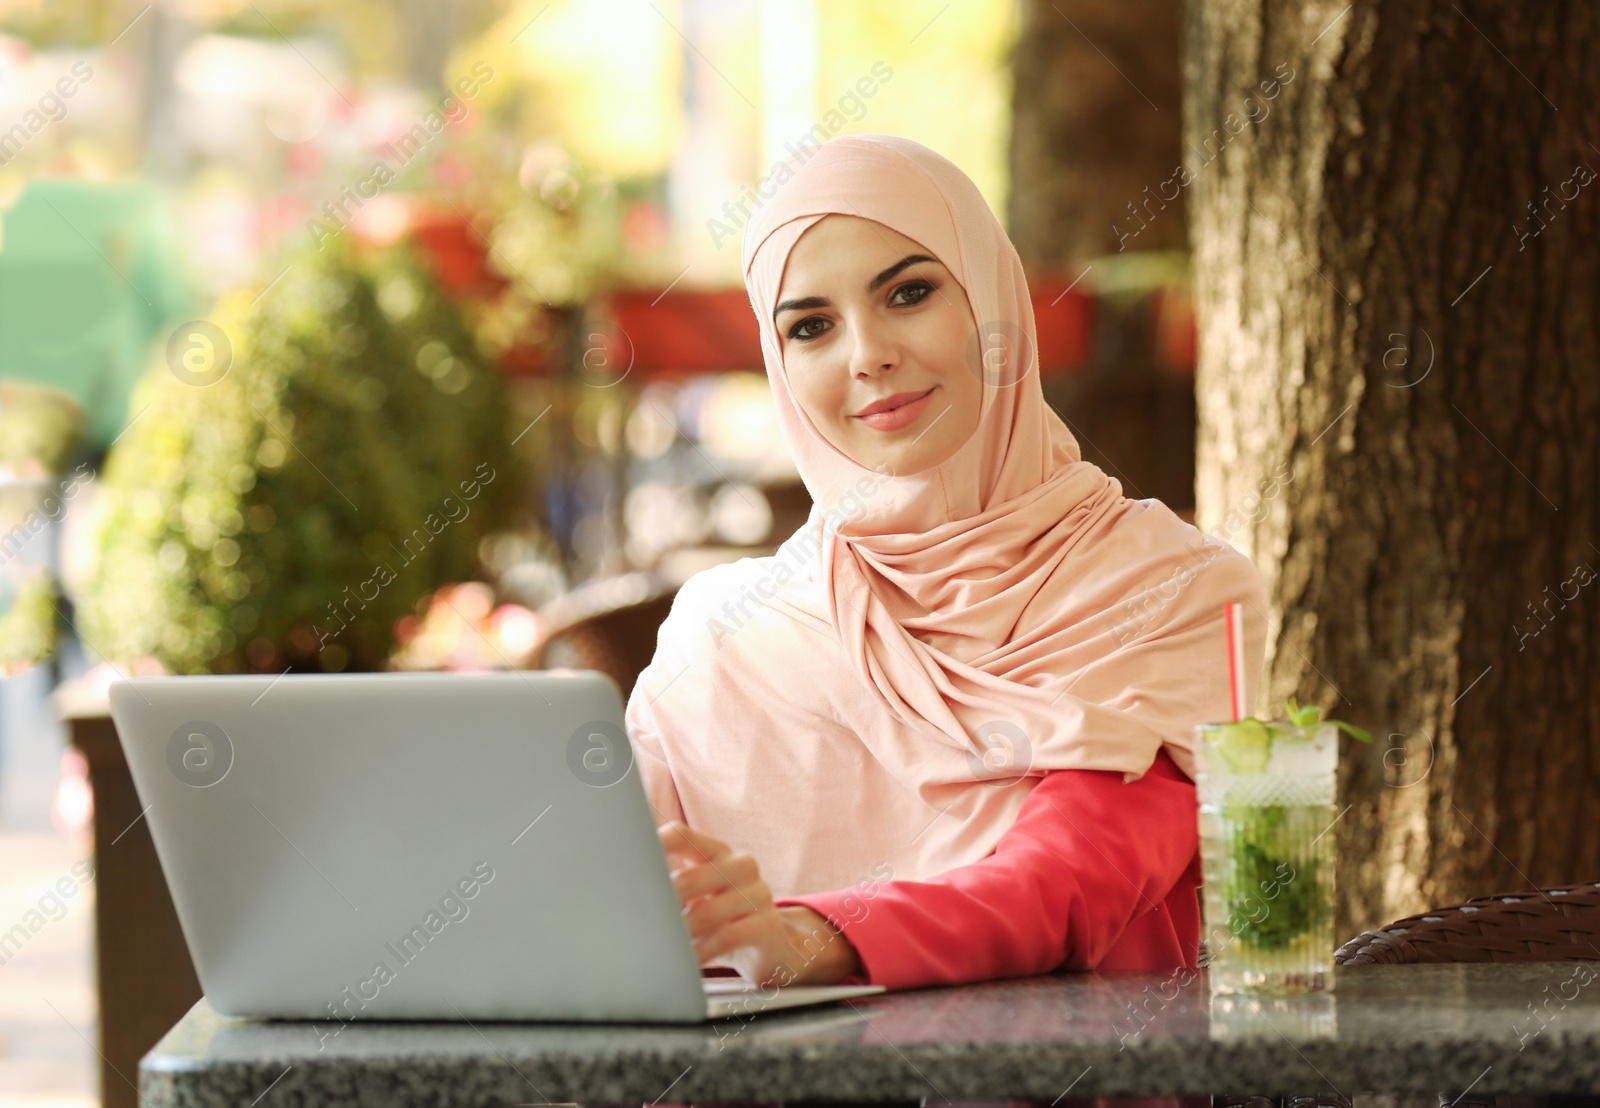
xmin=624 ymin=134 xmax=1266 ymax=899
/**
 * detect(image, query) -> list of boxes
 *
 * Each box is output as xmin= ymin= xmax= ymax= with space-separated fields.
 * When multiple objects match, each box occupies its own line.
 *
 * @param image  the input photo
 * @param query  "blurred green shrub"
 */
xmin=0 ymin=573 xmax=57 ymax=676
xmin=0 ymin=382 xmax=87 ymax=675
xmin=0 ymin=381 xmax=86 ymax=477
xmin=80 ymin=237 xmax=524 ymax=674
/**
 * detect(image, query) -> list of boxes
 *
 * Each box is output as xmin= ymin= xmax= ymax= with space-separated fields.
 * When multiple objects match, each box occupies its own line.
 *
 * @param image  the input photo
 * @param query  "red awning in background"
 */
xmin=606 ymin=288 xmax=764 ymax=377
xmin=409 ymin=209 xmax=509 ymax=301
xmin=1027 ymin=275 xmax=1096 ymax=378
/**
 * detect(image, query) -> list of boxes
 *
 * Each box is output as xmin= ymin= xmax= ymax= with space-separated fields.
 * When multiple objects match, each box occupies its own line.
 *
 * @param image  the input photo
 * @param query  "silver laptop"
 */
xmin=107 ymin=670 xmax=883 ymax=1023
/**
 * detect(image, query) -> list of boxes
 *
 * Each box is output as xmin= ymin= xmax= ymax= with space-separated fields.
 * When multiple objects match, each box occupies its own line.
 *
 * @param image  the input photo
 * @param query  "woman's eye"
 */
xmin=892 ymin=280 xmax=935 ymax=305
xmin=788 ymin=317 xmax=829 ymax=342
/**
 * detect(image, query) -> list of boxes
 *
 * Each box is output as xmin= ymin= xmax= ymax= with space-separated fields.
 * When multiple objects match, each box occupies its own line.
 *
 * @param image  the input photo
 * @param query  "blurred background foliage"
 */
xmin=77 ymin=237 xmax=523 ymax=675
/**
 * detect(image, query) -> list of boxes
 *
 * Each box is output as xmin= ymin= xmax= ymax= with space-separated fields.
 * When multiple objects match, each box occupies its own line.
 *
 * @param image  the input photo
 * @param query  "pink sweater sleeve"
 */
xmin=773 ymin=746 xmax=1202 ymax=990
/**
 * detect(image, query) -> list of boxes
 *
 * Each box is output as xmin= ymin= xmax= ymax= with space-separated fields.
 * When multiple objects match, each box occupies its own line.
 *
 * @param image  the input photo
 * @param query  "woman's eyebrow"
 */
xmin=771 ymin=253 xmax=940 ymax=324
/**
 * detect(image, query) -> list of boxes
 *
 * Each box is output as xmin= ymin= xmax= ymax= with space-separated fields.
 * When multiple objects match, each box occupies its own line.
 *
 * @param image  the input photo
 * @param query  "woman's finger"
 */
xmin=682 ymin=882 xmax=762 ymax=942
xmin=692 ymin=909 xmax=769 ymax=967
xmin=658 ymin=821 xmax=730 ymax=868
xmin=673 ymin=851 xmax=759 ymax=904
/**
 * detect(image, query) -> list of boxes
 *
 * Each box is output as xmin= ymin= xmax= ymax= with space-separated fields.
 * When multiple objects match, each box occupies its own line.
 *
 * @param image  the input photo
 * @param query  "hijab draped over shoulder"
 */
xmin=624 ymin=134 xmax=1267 ymax=899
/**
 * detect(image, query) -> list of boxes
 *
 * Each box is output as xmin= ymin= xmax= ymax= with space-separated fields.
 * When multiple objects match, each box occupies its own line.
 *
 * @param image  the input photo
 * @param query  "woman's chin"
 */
xmin=849 ymin=443 xmax=945 ymax=478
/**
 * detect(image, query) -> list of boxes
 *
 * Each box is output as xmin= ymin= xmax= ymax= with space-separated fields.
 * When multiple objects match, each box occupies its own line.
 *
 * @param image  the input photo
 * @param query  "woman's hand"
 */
xmin=658 ymin=821 xmax=864 ymax=987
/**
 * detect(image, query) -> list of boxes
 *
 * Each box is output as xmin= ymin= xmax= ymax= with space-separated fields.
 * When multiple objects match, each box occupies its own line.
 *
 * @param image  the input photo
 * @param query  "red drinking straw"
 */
xmin=1224 ymin=601 xmax=1246 ymax=722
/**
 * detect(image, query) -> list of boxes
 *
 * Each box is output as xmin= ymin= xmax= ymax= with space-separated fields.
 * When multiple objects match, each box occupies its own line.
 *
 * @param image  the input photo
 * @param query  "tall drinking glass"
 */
xmin=1195 ymin=719 xmax=1338 ymax=994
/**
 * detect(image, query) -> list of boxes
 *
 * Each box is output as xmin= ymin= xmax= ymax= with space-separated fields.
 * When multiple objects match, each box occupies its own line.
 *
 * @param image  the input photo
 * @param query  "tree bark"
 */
xmin=1187 ymin=0 xmax=1600 ymax=939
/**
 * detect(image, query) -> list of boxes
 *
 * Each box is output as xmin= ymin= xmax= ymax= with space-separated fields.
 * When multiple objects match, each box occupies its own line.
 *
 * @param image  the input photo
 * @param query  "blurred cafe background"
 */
xmin=0 ymin=1 xmax=1199 ymax=1103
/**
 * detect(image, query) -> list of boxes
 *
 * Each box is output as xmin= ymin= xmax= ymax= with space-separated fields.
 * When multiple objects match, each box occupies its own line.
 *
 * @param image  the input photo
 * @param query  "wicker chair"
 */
xmin=1333 ymin=882 xmax=1600 ymax=967
xmin=529 ymin=569 xmax=680 ymax=701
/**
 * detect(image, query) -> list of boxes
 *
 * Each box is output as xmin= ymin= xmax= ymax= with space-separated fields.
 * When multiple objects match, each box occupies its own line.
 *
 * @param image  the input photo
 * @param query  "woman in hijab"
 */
xmin=626 ymin=133 xmax=1268 ymax=992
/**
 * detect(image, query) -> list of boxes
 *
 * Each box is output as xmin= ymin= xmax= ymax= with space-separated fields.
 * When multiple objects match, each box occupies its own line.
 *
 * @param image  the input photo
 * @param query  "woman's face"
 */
xmin=773 ymin=215 xmax=983 ymax=477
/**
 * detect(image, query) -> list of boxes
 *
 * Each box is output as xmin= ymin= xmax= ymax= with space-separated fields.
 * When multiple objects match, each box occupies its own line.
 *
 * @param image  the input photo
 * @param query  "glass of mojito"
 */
xmin=1195 ymin=705 xmax=1356 ymax=995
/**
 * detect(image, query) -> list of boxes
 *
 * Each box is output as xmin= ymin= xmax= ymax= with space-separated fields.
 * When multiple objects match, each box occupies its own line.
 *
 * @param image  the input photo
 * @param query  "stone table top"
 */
xmin=139 ymin=962 xmax=1600 ymax=1107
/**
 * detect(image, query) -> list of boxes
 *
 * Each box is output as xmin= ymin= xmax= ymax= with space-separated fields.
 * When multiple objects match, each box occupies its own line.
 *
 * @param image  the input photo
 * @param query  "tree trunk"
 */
xmin=1187 ymin=0 xmax=1600 ymax=940
xmin=1009 ymin=0 xmax=1187 ymax=260
xmin=1010 ymin=0 xmax=1201 ymax=512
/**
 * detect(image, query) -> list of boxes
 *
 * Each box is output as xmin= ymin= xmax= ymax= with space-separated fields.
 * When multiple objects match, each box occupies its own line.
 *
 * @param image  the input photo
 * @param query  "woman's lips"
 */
xmin=854 ymin=388 xmax=936 ymax=432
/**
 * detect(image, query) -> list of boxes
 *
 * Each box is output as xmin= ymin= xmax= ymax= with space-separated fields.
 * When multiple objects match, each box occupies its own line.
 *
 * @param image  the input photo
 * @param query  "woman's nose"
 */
xmin=847 ymin=319 xmax=900 ymax=378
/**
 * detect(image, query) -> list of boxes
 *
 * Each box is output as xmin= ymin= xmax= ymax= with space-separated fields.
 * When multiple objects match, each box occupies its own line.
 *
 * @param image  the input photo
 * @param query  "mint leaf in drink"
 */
xmin=1281 ymin=698 xmax=1374 ymax=743
xmin=1222 ymin=802 xmax=1327 ymax=950
xmin=1328 ymin=718 xmax=1374 ymax=743
xmin=1284 ymin=698 xmax=1321 ymax=729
